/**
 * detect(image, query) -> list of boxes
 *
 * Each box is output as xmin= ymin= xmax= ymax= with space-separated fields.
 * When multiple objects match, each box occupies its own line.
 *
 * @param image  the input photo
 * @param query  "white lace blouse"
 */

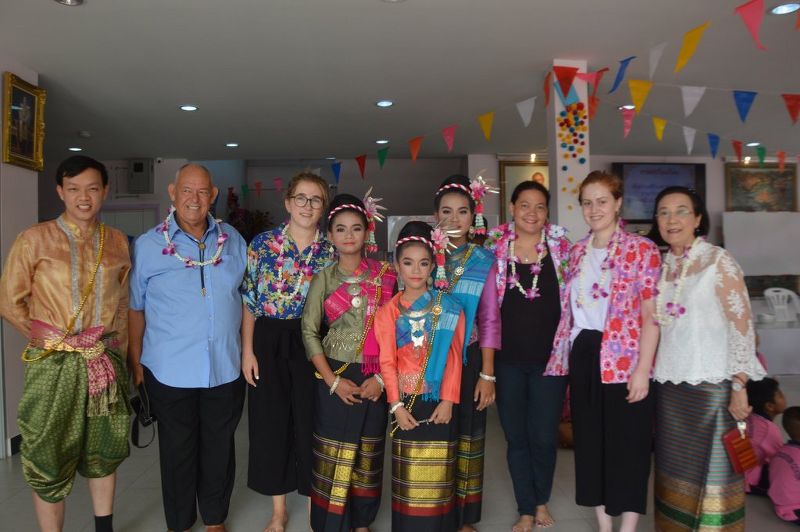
xmin=654 ymin=240 xmax=766 ymax=385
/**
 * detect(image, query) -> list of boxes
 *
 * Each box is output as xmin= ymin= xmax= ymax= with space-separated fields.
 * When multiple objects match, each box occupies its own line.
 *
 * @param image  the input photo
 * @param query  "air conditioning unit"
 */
xmin=114 ymin=159 xmax=154 ymax=196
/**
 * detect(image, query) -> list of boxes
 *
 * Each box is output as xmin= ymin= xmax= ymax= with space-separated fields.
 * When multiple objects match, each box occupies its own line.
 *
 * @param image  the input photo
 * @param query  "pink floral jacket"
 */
xmin=545 ymin=229 xmax=661 ymax=384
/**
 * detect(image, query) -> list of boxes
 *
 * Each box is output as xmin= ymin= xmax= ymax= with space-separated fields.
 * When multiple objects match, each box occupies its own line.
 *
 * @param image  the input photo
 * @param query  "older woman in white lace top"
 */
xmin=649 ymin=186 xmax=766 ymax=531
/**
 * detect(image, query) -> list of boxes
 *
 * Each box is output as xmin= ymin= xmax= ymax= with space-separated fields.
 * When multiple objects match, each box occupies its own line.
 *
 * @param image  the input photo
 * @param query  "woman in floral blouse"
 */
xmin=545 ymin=170 xmax=661 ymax=532
xmin=241 ymin=172 xmax=335 ymax=532
xmin=484 ymin=180 xmax=571 ymax=531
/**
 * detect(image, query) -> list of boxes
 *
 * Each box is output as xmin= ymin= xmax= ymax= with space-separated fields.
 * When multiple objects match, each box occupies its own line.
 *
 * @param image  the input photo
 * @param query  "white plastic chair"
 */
xmin=764 ymin=287 xmax=800 ymax=322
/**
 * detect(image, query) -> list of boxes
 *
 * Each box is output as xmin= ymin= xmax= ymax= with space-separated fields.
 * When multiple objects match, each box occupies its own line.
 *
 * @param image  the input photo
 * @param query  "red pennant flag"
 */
xmin=441 ymin=125 xmax=457 ymax=152
xmin=408 ymin=136 xmax=423 ymax=162
xmin=735 ymin=0 xmax=767 ymax=50
xmin=552 ymin=66 xmax=579 ymax=100
xmin=782 ymin=94 xmax=800 ymax=124
xmin=622 ymin=108 xmax=635 ymax=138
xmin=797 ymin=10 xmax=800 ymax=29
xmin=254 ymin=181 xmax=263 ymax=197
xmin=543 ymin=71 xmax=552 ymax=108
xmin=777 ymin=151 xmax=786 ymax=171
xmin=273 ymin=177 xmax=283 ymax=194
xmin=355 ymin=155 xmax=367 ymax=179
xmin=589 ymin=95 xmax=600 ymax=121
xmin=732 ymin=140 xmax=743 ymax=163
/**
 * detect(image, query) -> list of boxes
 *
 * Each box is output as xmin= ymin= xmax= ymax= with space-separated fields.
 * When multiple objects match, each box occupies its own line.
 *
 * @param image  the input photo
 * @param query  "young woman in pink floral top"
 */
xmin=545 ymin=171 xmax=661 ymax=532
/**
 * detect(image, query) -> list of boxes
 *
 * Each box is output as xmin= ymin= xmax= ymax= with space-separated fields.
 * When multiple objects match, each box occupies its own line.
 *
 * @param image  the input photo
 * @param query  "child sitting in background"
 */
xmin=769 ymin=407 xmax=800 ymax=525
xmin=745 ymin=377 xmax=787 ymax=494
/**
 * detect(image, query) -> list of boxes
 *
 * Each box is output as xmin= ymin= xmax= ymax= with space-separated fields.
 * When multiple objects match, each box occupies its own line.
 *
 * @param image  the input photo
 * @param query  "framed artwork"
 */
xmin=2 ymin=71 xmax=46 ymax=171
xmin=725 ymin=163 xmax=797 ymax=212
xmin=499 ymin=161 xmax=549 ymax=223
xmin=612 ymin=162 xmax=706 ymax=223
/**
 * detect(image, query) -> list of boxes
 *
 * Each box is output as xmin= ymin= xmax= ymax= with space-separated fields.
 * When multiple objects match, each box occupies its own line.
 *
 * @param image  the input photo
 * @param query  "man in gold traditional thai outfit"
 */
xmin=0 ymin=155 xmax=131 ymax=532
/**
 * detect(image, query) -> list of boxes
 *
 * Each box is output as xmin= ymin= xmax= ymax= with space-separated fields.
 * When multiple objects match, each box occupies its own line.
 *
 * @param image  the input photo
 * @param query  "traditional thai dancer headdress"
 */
xmin=396 ymin=221 xmax=458 ymax=290
xmin=435 ymin=174 xmax=498 ymax=237
xmin=327 ymin=187 xmax=386 ymax=254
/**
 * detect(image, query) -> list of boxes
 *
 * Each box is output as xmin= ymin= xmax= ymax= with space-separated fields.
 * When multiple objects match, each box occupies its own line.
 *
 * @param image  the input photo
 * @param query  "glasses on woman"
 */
xmin=655 ymin=207 xmax=694 ymax=219
xmin=290 ymin=194 xmax=324 ymax=209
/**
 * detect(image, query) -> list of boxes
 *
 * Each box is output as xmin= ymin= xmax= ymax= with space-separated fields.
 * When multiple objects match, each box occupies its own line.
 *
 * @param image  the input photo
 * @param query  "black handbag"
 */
xmin=130 ymin=384 xmax=156 ymax=448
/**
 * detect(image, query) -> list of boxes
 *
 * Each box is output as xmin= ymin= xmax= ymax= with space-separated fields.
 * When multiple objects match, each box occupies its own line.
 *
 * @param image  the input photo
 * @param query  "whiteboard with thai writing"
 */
xmin=722 ymin=212 xmax=800 ymax=275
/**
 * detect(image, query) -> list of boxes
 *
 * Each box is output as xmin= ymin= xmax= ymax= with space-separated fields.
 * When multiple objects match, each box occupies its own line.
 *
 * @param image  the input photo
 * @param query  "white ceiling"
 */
xmin=1 ymin=0 xmax=798 ymax=162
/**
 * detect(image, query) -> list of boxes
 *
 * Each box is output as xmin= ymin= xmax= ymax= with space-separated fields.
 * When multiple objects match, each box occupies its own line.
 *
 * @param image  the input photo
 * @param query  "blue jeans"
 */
xmin=495 ymin=361 xmax=567 ymax=515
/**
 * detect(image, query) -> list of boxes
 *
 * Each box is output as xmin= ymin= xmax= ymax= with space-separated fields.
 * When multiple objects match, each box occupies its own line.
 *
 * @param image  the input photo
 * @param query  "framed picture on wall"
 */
xmin=725 ymin=163 xmax=797 ymax=212
xmin=2 ymin=72 xmax=46 ymax=171
xmin=499 ymin=161 xmax=549 ymax=223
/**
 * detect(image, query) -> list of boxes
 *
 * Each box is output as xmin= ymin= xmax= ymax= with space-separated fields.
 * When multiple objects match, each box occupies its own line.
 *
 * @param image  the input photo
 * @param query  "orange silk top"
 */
xmin=375 ymin=292 xmax=464 ymax=404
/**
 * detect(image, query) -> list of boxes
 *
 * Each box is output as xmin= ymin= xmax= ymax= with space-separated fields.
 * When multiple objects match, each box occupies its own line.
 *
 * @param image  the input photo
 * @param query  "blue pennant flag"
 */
xmin=707 ymin=133 xmax=720 ymax=158
xmin=331 ymin=162 xmax=342 ymax=184
xmin=733 ymin=90 xmax=758 ymax=123
xmin=554 ymin=81 xmax=580 ymax=107
xmin=609 ymin=56 xmax=636 ymax=94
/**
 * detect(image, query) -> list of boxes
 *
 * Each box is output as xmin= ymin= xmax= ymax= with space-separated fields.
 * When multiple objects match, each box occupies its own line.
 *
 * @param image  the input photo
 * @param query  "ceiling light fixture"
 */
xmin=744 ymin=156 xmax=752 ymax=164
xmin=746 ymin=142 xmax=760 ymax=147
xmin=68 ymin=147 xmax=83 ymax=152
xmin=771 ymin=3 xmax=800 ymax=15
xmin=325 ymin=156 xmax=337 ymax=160
xmin=381 ymin=0 xmax=407 ymax=3
xmin=376 ymin=139 xmax=389 ymax=145
xmin=54 ymin=0 xmax=84 ymax=5
xmin=226 ymin=143 xmax=239 ymax=148
xmin=179 ymin=105 xmax=198 ymax=112
xmin=376 ymin=100 xmax=394 ymax=108
xmin=618 ymin=104 xmax=635 ymax=110
xmin=529 ymin=153 xmax=537 ymax=162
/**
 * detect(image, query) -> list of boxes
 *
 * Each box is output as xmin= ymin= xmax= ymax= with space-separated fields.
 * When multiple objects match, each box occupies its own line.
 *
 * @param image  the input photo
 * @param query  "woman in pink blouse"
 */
xmin=545 ymin=171 xmax=661 ymax=532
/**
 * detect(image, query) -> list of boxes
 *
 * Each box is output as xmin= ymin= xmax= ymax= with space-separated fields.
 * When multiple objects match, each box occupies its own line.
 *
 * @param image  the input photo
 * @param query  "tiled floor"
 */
xmin=1 ymin=375 xmax=799 ymax=531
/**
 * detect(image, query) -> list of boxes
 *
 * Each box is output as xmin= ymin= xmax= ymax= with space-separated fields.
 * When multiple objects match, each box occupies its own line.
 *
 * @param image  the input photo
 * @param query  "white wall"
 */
xmin=0 ymin=57 xmax=40 ymax=452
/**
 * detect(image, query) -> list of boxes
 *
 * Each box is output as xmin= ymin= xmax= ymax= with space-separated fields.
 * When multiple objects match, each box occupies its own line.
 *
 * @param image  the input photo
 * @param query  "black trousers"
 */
xmin=144 ymin=367 xmax=245 ymax=531
xmin=247 ymin=316 xmax=316 ymax=496
xmin=568 ymin=330 xmax=654 ymax=516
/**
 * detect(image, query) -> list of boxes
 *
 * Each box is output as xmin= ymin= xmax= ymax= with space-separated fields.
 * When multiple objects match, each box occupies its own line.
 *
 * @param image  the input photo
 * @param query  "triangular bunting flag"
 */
xmin=377 ymin=147 xmax=389 ymax=168
xmin=681 ymin=86 xmax=706 ymax=117
xmin=553 ymin=66 xmax=579 ymax=99
xmin=732 ymin=140 xmax=743 ymax=163
xmin=355 ymin=155 xmax=367 ymax=179
xmin=609 ymin=56 xmax=636 ymax=93
xmin=554 ymin=82 xmax=580 ymax=107
xmin=675 ymin=22 xmax=710 ymax=73
xmin=408 ymin=136 xmax=423 ymax=162
xmin=777 ymin=151 xmax=786 ymax=171
xmin=653 ymin=117 xmax=667 ymax=141
xmin=733 ymin=90 xmax=758 ymax=122
xmin=331 ymin=162 xmax=342 ymax=184
xmin=273 ymin=177 xmax=283 ymax=194
xmin=591 ymin=67 xmax=609 ymax=99
xmin=708 ymin=133 xmax=720 ymax=158
xmin=649 ymin=42 xmax=668 ymax=79
xmin=628 ymin=79 xmax=654 ymax=115
xmin=241 ymin=184 xmax=249 ymax=199
xmin=782 ymin=94 xmax=800 ymax=124
xmin=756 ymin=145 xmax=766 ymax=166
xmin=797 ymin=10 xmax=800 ymax=29
xmin=622 ymin=108 xmax=636 ymax=138
xmin=683 ymin=126 xmax=696 ymax=155
xmin=441 ymin=125 xmax=458 ymax=152
xmin=735 ymin=0 xmax=767 ymax=50
xmin=515 ymin=97 xmax=536 ymax=127
xmin=589 ymin=95 xmax=600 ymax=121
xmin=478 ymin=112 xmax=495 ymax=141
xmin=543 ymin=71 xmax=552 ymax=107
xmin=254 ymin=181 xmax=263 ymax=197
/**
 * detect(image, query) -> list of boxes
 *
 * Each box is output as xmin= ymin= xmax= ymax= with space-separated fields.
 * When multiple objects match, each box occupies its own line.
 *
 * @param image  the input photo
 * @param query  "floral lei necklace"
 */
xmin=161 ymin=207 xmax=228 ymax=268
xmin=654 ymin=236 xmax=701 ymax=325
xmin=507 ymin=223 xmax=547 ymax=301
xmin=575 ymin=226 xmax=620 ymax=309
xmin=274 ymin=223 xmax=321 ymax=302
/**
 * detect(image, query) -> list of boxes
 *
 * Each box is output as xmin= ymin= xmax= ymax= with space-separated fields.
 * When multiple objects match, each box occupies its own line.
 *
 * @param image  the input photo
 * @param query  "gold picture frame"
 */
xmin=724 ymin=162 xmax=797 ymax=212
xmin=499 ymin=161 xmax=549 ymax=223
xmin=2 ymin=72 xmax=46 ymax=171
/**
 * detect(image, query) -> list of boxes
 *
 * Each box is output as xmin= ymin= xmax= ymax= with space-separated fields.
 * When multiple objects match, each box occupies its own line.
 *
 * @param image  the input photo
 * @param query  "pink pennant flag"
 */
xmin=576 ymin=68 xmax=609 ymax=99
xmin=622 ymin=108 xmax=636 ymax=138
xmin=777 ymin=151 xmax=786 ymax=172
xmin=254 ymin=181 xmax=263 ymax=197
xmin=735 ymin=0 xmax=767 ymax=50
xmin=732 ymin=140 xmax=743 ymax=163
xmin=273 ymin=177 xmax=283 ymax=193
xmin=441 ymin=125 xmax=458 ymax=152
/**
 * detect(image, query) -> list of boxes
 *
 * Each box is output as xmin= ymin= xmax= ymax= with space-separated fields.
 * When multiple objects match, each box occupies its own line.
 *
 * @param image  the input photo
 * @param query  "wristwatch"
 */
xmin=731 ymin=380 xmax=745 ymax=392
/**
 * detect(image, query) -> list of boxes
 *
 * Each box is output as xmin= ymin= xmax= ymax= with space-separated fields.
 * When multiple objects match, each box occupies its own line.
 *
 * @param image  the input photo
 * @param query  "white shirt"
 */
xmin=570 ymin=245 xmax=611 ymax=342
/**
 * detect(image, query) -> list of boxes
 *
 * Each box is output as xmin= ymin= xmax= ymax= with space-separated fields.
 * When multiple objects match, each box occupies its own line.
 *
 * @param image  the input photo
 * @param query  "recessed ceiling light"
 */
xmin=68 ymin=147 xmax=83 ymax=152
xmin=78 ymin=130 xmax=92 ymax=138
xmin=771 ymin=3 xmax=800 ymax=15
xmin=54 ymin=0 xmax=84 ymax=5
xmin=179 ymin=105 xmax=198 ymax=112
xmin=376 ymin=100 xmax=394 ymax=108
xmin=376 ymin=139 xmax=389 ymax=145
xmin=325 ymin=156 xmax=337 ymax=160
xmin=744 ymin=156 xmax=752 ymax=164
xmin=746 ymin=142 xmax=760 ymax=147
xmin=381 ymin=0 xmax=407 ymax=3
xmin=226 ymin=143 xmax=239 ymax=148
xmin=618 ymin=104 xmax=636 ymax=110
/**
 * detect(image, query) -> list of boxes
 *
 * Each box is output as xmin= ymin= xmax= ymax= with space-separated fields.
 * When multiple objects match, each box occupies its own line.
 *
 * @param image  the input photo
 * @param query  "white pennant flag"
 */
xmin=683 ymin=126 xmax=696 ymax=155
xmin=516 ymin=96 xmax=537 ymax=127
xmin=649 ymin=42 xmax=667 ymax=79
xmin=680 ymin=86 xmax=706 ymax=117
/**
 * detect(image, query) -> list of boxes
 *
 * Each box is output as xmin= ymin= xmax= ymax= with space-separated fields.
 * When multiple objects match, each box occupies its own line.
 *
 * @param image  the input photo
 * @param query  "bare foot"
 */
xmin=459 ymin=526 xmax=478 ymax=532
xmin=512 ymin=515 xmax=535 ymax=532
xmin=205 ymin=525 xmax=227 ymax=532
xmin=264 ymin=513 xmax=288 ymax=532
xmin=535 ymin=505 xmax=555 ymax=528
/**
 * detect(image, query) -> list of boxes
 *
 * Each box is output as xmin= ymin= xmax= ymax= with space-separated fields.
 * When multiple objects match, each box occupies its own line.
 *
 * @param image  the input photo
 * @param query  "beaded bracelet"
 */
xmin=478 ymin=372 xmax=497 ymax=383
xmin=373 ymin=373 xmax=385 ymax=391
xmin=390 ymin=401 xmax=405 ymax=415
xmin=329 ymin=375 xmax=341 ymax=395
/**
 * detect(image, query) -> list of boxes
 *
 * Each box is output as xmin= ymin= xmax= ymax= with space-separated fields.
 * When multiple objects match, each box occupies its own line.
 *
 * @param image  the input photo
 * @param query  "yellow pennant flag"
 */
xmin=628 ymin=79 xmax=653 ymax=115
xmin=674 ymin=22 xmax=710 ymax=73
xmin=653 ymin=117 xmax=667 ymax=141
xmin=478 ymin=112 xmax=495 ymax=141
